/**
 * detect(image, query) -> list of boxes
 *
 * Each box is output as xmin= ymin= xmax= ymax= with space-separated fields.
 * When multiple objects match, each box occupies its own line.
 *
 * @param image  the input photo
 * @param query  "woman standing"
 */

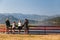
xmin=24 ymin=19 xmax=29 ymax=34
xmin=18 ymin=20 xmax=22 ymax=34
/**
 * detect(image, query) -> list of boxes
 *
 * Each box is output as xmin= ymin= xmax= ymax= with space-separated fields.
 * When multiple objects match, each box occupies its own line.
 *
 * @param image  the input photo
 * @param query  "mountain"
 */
xmin=47 ymin=16 xmax=60 ymax=23
xmin=0 ymin=13 xmax=49 ymax=24
xmin=0 ymin=14 xmax=18 ymax=24
xmin=0 ymin=13 xmax=60 ymax=26
xmin=2 ymin=13 xmax=49 ymax=21
xmin=44 ymin=16 xmax=60 ymax=26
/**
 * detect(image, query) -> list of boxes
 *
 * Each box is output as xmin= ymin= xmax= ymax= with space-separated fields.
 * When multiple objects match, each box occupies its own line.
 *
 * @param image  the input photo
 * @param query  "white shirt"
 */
xmin=18 ymin=22 xmax=22 ymax=26
xmin=12 ymin=23 xmax=15 ymax=28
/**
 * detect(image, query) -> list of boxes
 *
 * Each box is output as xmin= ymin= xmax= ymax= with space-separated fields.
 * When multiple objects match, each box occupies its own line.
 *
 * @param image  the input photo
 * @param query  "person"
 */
xmin=5 ymin=18 xmax=10 ymax=33
xmin=18 ymin=20 xmax=22 ymax=34
xmin=12 ymin=21 xmax=16 ymax=33
xmin=23 ymin=19 xmax=29 ymax=34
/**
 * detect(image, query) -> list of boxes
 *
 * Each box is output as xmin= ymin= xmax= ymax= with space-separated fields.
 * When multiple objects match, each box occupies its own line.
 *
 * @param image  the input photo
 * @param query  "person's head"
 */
xmin=25 ymin=19 xmax=28 ymax=22
xmin=13 ymin=21 xmax=16 ymax=23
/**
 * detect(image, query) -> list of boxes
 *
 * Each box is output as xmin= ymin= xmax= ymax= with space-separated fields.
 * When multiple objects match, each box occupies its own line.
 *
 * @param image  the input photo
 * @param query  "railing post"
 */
xmin=44 ymin=26 xmax=46 ymax=35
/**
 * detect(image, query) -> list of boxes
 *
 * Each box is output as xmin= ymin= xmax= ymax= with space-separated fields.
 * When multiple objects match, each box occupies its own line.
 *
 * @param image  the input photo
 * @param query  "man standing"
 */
xmin=5 ymin=18 xmax=11 ymax=34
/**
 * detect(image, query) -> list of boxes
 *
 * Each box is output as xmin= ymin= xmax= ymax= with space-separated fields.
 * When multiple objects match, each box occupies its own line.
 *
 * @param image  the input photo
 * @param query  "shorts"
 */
xmin=18 ymin=26 xmax=22 ymax=30
xmin=13 ymin=27 xmax=16 ymax=30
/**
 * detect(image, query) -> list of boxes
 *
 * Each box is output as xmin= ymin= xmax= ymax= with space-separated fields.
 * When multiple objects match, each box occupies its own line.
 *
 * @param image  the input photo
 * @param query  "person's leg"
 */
xmin=13 ymin=27 xmax=15 ymax=34
xmin=26 ymin=27 xmax=29 ymax=34
xmin=14 ymin=28 xmax=15 ymax=34
xmin=24 ymin=28 xmax=28 ymax=34
xmin=27 ymin=30 xmax=29 ymax=34
xmin=6 ymin=27 xmax=9 ymax=34
xmin=14 ymin=29 xmax=15 ymax=32
xmin=18 ymin=30 xmax=21 ymax=34
xmin=18 ymin=27 xmax=21 ymax=34
xmin=27 ymin=28 xmax=29 ymax=34
xmin=11 ymin=26 xmax=12 ymax=33
xmin=24 ymin=29 xmax=26 ymax=34
xmin=6 ymin=27 xmax=8 ymax=32
xmin=13 ymin=29 xmax=15 ymax=34
xmin=25 ymin=29 xmax=29 ymax=34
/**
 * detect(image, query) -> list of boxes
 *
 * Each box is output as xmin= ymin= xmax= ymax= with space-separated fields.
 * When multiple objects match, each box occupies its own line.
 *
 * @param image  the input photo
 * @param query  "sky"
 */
xmin=0 ymin=0 xmax=60 ymax=16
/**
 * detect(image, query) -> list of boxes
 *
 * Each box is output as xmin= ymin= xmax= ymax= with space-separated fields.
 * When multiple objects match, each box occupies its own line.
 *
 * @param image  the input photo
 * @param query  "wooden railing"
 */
xmin=29 ymin=26 xmax=60 ymax=30
xmin=0 ymin=26 xmax=60 ymax=32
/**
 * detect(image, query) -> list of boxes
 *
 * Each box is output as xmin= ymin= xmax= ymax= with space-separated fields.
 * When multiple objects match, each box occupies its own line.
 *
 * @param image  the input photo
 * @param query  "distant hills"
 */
xmin=0 ymin=13 xmax=60 ymax=26
xmin=0 ymin=14 xmax=18 ymax=24
xmin=3 ymin=13 xmax=49 ymax=21
xmin=0 ymin=13 xmax=49 ymax=24
xmin=47 ymin=16 xmax=60 ymax=25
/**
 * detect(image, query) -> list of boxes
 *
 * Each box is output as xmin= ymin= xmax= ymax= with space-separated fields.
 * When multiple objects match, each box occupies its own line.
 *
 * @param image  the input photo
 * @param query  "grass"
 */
xmin=0 ymin=34 xmax=59 ymax=40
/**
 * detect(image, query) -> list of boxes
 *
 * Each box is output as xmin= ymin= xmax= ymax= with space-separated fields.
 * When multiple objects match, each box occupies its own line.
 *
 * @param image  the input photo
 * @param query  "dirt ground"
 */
xmin=0 ymin=34 xmax=59 ymax=40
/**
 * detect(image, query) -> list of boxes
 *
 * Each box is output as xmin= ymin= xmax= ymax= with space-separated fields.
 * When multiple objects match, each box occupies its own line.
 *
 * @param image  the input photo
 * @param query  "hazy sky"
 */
xmin=0 ymin=0 xmax=60 ymax=16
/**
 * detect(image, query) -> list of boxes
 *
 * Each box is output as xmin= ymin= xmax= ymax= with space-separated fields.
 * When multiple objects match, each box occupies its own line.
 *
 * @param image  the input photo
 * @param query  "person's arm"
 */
xmin=22 ymin=22 xmax=26 ymax=27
